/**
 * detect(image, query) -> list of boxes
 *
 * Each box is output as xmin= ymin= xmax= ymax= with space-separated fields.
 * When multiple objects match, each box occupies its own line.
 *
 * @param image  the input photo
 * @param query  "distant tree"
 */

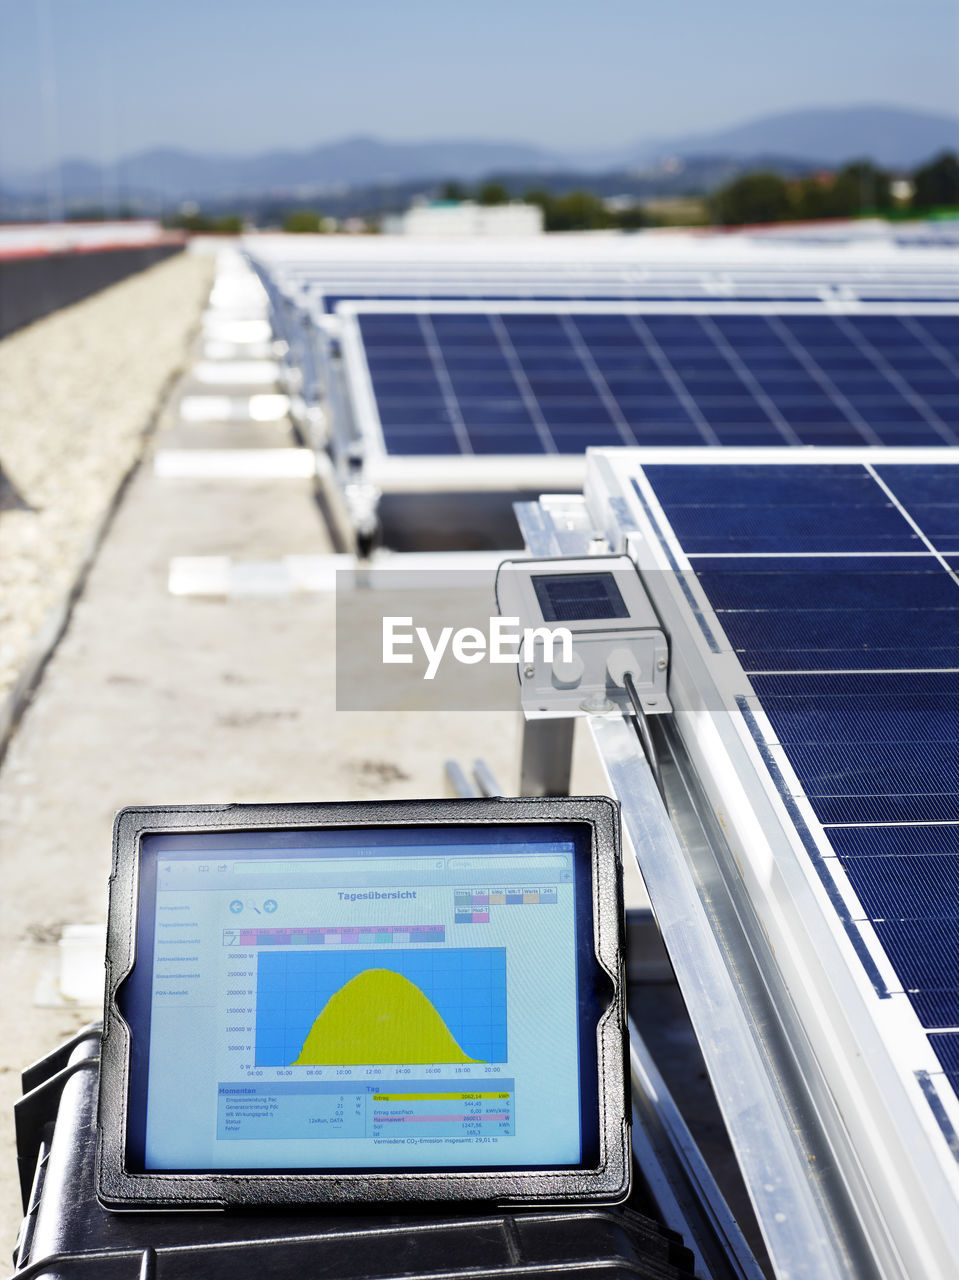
xmin=439 ymin=180 xmax=468 ymax=201
xmin=541 ymin=190 xmax=613 ymax=231
xmin=211 ymin=213 xmax=243 ymax=234
xmin=282 ymin=208 xmax=326 ymax=233
xmin=912 ymin=151 xmax=959 ymax=211
xmin=831 ymin=160 xmax=892 ymax=215
xmin=789 ymin=177 xmax=831 ymax=221
xmin=164 ymin=210 xmax=243 ymax=234
xmin=522 ymin=187 xmax=551 ymax=211
xmin=521 ymin=187 xmax=556 ymax=228
xmin=518 ymin=187 xmax=647 ymax=231
xmin=789 ymin=161 xmax=892 ymax=220
xmin=477 ymin=181 xmax=510 ymax=206
xmin=611 ymin=203 xmax=647 ymax=230
xmin=710 ymin=172 xmax=792 ymax=226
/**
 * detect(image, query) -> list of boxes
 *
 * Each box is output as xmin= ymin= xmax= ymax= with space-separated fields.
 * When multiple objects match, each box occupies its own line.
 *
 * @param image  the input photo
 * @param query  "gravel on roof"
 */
xmin=0 ymin=249 xmax=215 ymax=701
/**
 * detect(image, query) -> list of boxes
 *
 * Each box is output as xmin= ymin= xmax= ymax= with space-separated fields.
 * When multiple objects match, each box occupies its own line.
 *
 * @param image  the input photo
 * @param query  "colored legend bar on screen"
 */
xmin=373 ymin=1091 xmax=510 ymax=1101
xmin=225 ymin=925 xmax=445 ymax=947
xmin=454 ymin=886 xmax=557 ymax=923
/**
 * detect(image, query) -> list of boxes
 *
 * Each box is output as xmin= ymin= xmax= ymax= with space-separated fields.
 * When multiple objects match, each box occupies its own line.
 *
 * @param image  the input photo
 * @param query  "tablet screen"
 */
xmin=120 ymin=821 xmax=602 ymax=1176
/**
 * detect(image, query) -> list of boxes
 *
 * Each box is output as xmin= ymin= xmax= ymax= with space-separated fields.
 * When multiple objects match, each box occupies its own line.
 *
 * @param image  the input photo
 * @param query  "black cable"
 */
xmin=623 ymin=670 xmax=666 ymax=803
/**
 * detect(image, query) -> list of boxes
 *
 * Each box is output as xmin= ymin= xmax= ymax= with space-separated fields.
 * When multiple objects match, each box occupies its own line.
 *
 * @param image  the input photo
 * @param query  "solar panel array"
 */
xmin=253 ymin=251 xmax=959 ymax=294
xmin=249 ymin=236 xmax=959 ymax=1255
xmin=896 ymin=230 xmax=959 ymax=249
xmin=750 ymin=221 xmax=959 ymax=251
xmin=355 ymin=310 xmax=959 ymax=456
xmin=249 ymin=241 xmax=959 ymax=350
xmin=641 ymin=460 xmax=959 ymax=1103
xmin=246 ymin=237 xmax=959 ymax=467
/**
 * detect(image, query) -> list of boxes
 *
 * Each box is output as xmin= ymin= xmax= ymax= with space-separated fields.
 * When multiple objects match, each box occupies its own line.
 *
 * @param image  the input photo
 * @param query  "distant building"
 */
xmin=382 ymin=199 xmax=544 ymax=237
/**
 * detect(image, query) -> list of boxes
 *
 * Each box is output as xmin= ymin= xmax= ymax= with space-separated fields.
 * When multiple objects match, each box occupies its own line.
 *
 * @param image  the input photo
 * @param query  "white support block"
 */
xmin=154 ymin=449 xmax=315 ymax=479
xmin=168 ymin=556 xmax=232 ymax=597
xmin=178 ymin=393 xmax=290 ymax=423
xmin=201 ymin=318 xmax=272 ymax=343
xmin=193 ymin=360 xmax=281 ymax=386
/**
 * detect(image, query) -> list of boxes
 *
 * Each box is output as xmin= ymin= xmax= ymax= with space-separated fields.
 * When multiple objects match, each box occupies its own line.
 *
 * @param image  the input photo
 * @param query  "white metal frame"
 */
xmin=274 ymin=267 xmax=959 ymax=313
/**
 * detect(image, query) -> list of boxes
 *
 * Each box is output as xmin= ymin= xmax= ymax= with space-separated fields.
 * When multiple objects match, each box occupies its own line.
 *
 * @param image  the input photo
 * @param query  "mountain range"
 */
xmin=607 ymin=103 xmax=959 ymax=172
xmin=3 ymin=103 xmax=957 ymax=208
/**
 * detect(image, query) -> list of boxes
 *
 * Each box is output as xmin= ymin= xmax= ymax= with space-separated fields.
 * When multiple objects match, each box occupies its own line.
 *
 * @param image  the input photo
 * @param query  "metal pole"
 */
xmin=519 ymin=716 xmax=574 ymax=797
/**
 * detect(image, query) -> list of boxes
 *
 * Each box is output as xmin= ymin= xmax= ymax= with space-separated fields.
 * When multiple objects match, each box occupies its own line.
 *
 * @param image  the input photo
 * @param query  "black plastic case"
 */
xmin=14 ymin=1033 xmax=696 ymax=1280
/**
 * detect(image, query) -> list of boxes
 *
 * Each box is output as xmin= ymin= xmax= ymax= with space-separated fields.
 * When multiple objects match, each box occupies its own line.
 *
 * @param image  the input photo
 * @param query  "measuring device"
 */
xmin=495 ymin=555 xmax=671 ymax=720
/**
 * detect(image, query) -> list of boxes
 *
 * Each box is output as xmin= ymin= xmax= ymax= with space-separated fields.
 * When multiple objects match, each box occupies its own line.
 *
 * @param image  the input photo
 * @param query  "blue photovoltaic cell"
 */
xmin=720 ymin=620 xmax=959 ymax=676
xmin=873 ymin=922 xmax=959 ymax=990
xmin=875 ymin=464 xmax=959 ymax=552
xmin=781 ymin=742 xmax=959 ymax=823
xmin=723 ymin=603 xmax=959 ymax=649
xmin=356 ymin=313 xmax=959 ymax=456
xmin=840 ymin=855 xmax=959 ymax=920
xmin=910 ymin=991 xmax=959 ymax=1029
xmin=838 ymin=846 xmax=959 ymax=1027
xmin=689 ymin=556 xmax=957 ymax=611
xmin=646 ymin=463 xmax=875 ymax=507
xmin=379 ymin=433 xmax=462 ymax=455
xmin=930 ymin=1034 xmax=959 ymax=1073
xmin=824 ymin=822 xmax=959 ymax=859
xmin=643 ymin=463 xmax=919 ymax=555
xmin=668 ymin=521 xmax=919 ymax=557
xmin=749 ymin=670 xmax=959 ymax=699
xmin=645 ymin=462 xmax=959 ymax=1093
xmin=750 ymin=679 xmax=959 ymax=751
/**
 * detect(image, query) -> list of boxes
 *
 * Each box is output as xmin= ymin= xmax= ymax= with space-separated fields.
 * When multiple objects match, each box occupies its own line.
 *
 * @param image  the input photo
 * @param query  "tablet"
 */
xmin=97 ymin=798 xmax=630 ymax=1209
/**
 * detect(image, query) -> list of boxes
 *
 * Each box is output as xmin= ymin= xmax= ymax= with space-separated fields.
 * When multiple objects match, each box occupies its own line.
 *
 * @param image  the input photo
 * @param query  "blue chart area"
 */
xmin=255 ymin=947 xmax=507 ymax=1067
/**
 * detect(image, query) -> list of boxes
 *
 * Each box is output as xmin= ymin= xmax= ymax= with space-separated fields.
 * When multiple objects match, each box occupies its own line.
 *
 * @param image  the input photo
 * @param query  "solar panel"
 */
xmin=638 ymin=458 xmax=959 ymax=1109
xmin=532 ymin=571 xmax=630 ymax=622
xmin=344 ymin=305 xmax=959 ymax=458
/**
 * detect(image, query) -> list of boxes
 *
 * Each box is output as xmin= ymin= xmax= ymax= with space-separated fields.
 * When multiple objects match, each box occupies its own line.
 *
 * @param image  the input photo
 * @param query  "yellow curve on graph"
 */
xmin=293 ymin=968 xmax=483 ymax=1066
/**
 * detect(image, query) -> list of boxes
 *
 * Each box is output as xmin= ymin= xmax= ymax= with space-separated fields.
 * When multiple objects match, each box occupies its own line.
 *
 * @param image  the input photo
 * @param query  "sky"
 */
xmin=0 ymin=0 xmax=957 ymax=177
